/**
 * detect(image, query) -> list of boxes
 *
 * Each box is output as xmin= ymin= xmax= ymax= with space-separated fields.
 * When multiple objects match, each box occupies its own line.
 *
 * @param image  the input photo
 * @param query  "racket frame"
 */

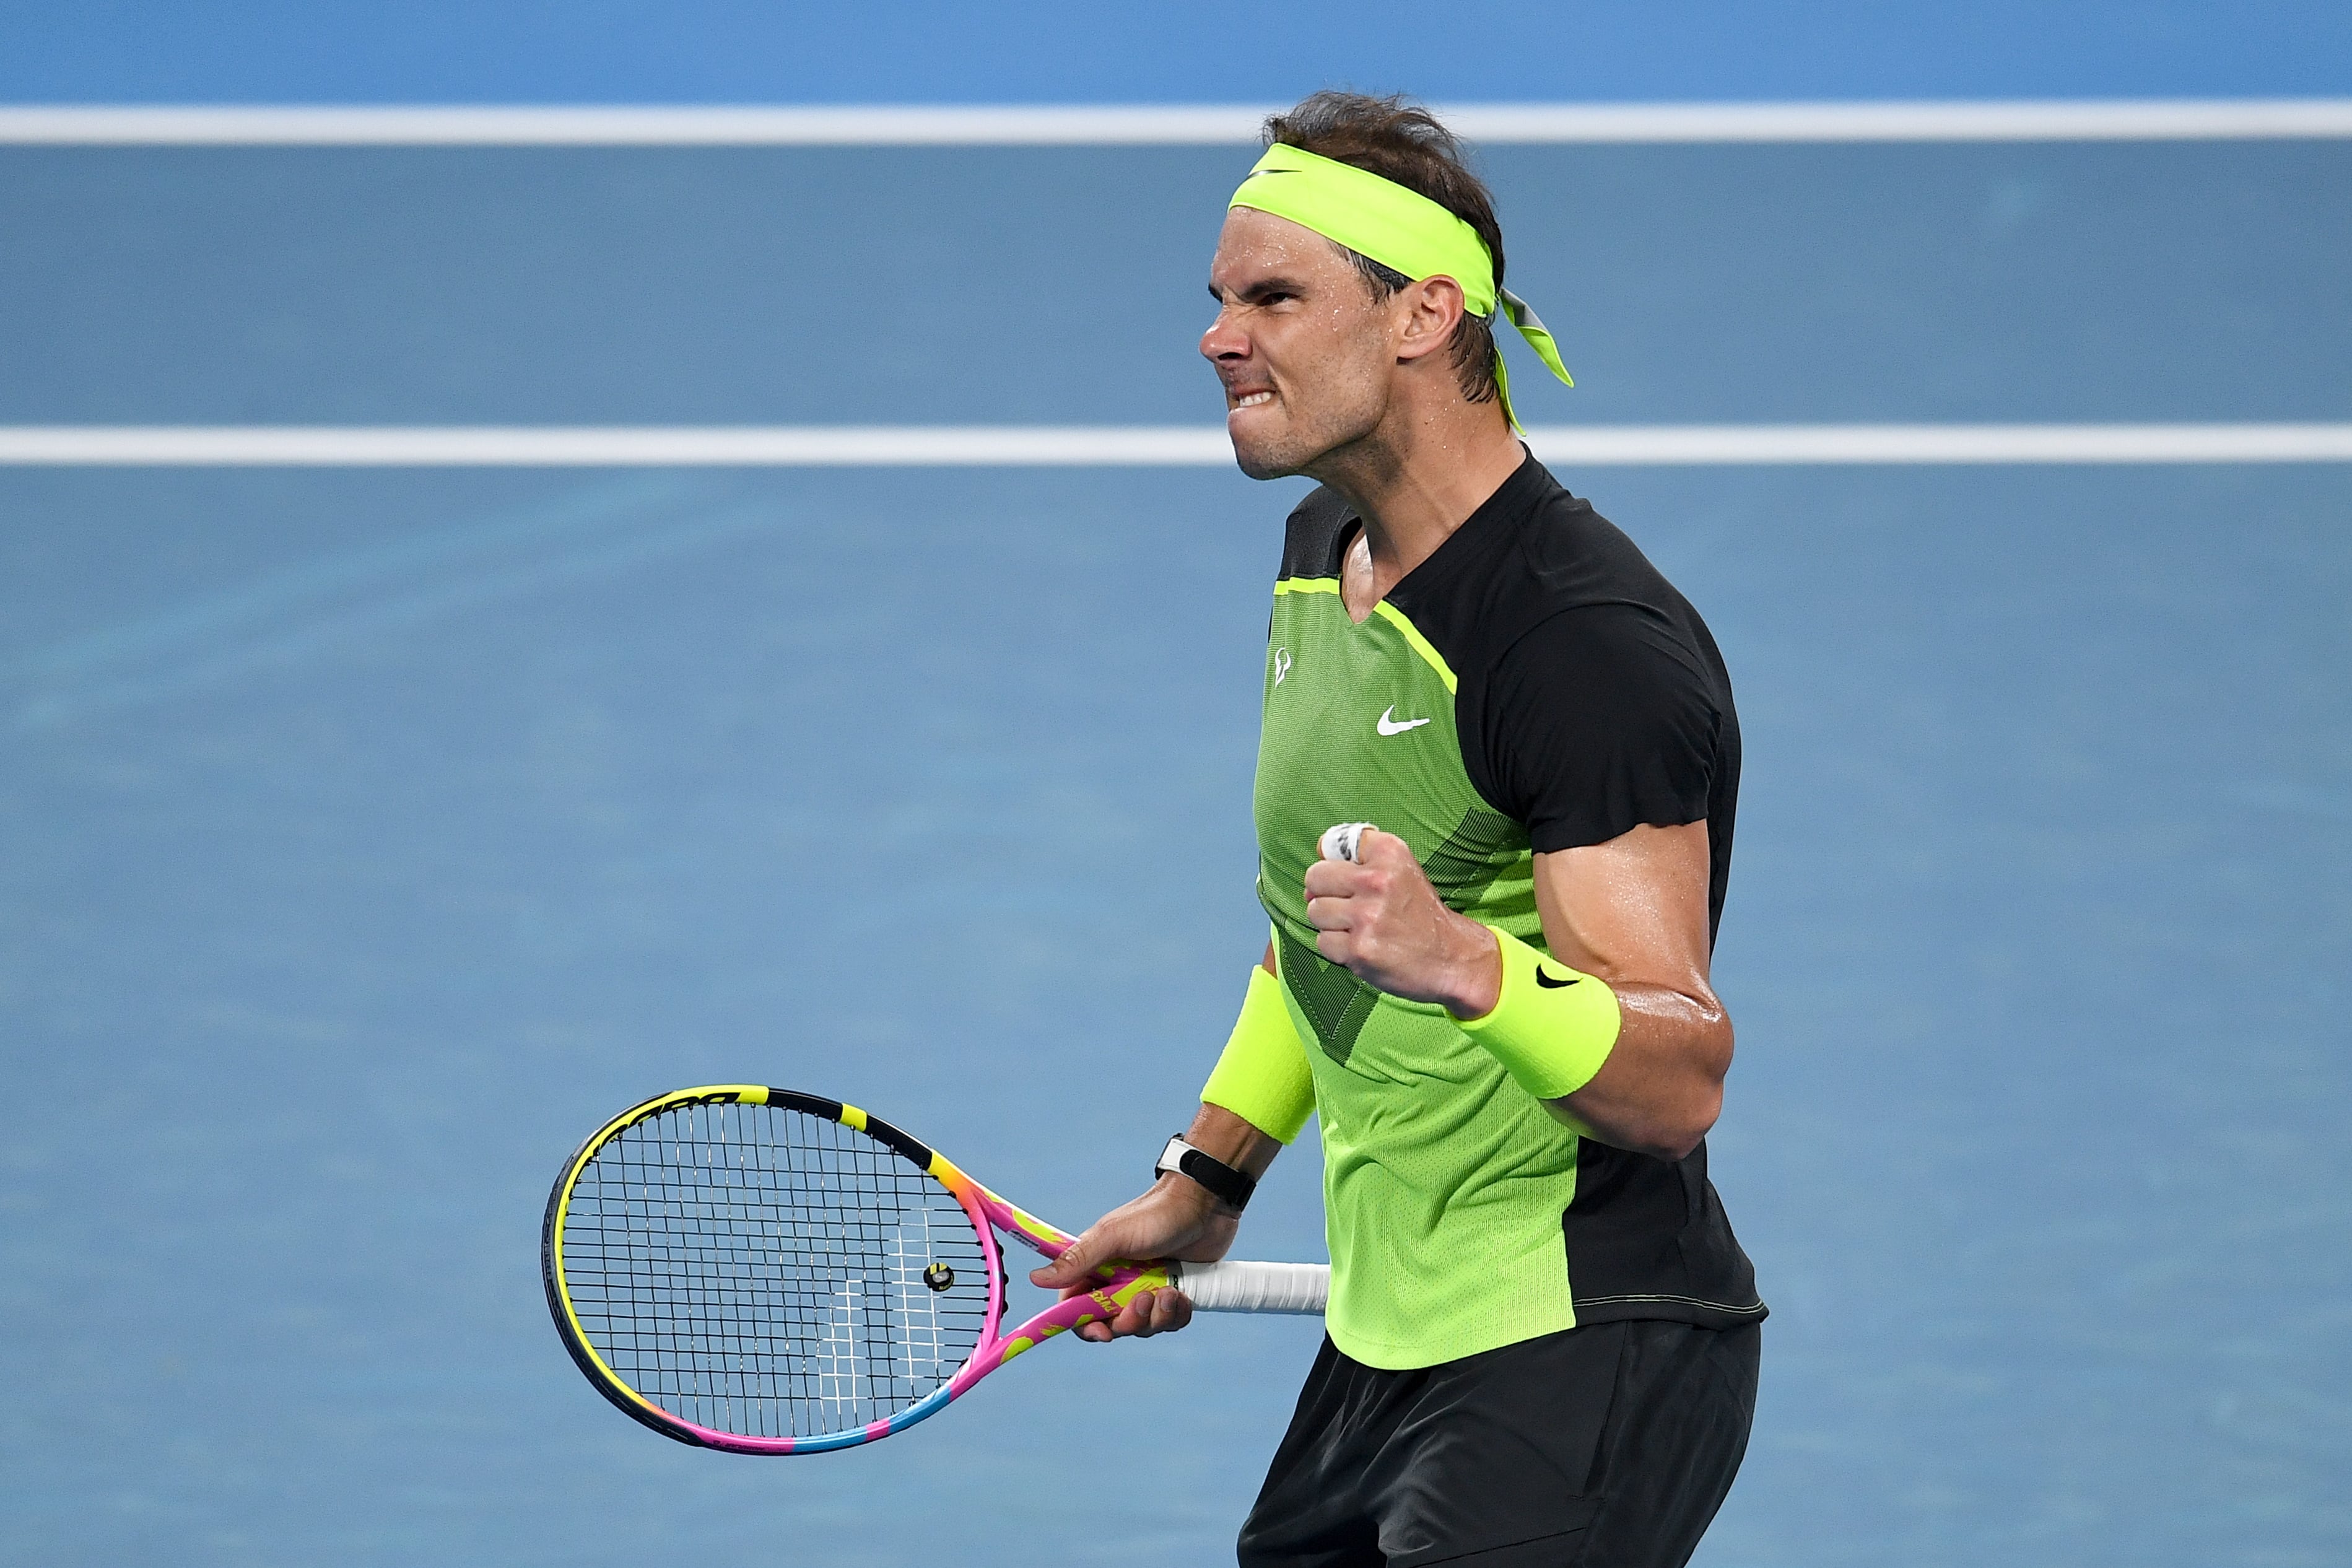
xmin=542 ymin=1084 xmax=1172 ymax=1455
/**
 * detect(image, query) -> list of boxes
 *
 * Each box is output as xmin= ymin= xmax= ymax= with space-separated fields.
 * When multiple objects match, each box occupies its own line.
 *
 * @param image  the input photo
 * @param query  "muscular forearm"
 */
xmin=1444 ymin=921 xmax=1730 ymax=1163
xmin=1544 ymin=983 xmax=1730 ymax=1162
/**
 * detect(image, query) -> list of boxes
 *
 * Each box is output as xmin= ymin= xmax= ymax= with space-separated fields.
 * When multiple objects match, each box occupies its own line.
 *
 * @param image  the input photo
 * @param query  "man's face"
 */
xmin=1203 ymin=207 xmax=1401 ymax=480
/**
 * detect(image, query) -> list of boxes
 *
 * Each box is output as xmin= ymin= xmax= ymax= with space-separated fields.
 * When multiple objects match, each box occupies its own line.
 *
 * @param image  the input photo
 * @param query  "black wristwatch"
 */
xmin=1156 ymin=1135 xmax=1255 ymax=1211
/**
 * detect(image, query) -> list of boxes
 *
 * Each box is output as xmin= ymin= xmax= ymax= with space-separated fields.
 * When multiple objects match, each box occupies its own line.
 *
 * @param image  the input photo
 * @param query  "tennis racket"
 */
xmin=541 ymin=1085 xmax=1329 ymax=1454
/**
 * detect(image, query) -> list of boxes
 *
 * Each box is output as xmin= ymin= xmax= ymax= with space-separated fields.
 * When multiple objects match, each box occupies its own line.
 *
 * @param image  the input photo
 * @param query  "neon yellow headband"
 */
xmin=1228 ymin=141 xmax=1572 ymax=429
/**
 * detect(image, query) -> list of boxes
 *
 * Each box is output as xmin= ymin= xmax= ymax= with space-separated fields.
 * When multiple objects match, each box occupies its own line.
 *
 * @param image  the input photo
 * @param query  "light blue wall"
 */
xmin=1 ymin=0 xmax=2346 ymax=103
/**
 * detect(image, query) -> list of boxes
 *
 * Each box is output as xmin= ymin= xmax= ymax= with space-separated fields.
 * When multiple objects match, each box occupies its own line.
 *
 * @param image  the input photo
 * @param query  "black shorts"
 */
xmin=1237 ymin=1320 xmax=1759 ymax=1568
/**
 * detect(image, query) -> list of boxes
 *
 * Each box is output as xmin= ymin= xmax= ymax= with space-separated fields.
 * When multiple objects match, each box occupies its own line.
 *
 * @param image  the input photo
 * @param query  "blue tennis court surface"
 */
xmin=2 ymin=132 xmax=2350 ymax=1566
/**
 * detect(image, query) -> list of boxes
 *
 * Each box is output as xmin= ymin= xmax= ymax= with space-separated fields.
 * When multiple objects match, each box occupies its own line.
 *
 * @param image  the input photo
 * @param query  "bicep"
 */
xmin=1530 ymin=821 xmax=1730 ymax=1158
xmin=1474 ymin=606 xmax=1723 ymax=993
xmin=1476 ymin=606 xmax=1718 ymax=859
xmin=1531 ymin=821 xmax=1716 ymax=997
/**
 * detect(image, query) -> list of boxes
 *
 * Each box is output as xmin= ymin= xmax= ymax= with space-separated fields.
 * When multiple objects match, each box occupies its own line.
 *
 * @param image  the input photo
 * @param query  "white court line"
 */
xmin=2 ymin=100 xmax=2351 ymax=146
xmin=3 ymin=425 xmax=2350 ymax=466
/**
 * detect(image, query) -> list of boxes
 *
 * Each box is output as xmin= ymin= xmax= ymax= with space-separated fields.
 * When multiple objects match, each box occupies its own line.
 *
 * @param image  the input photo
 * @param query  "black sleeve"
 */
xmin=1472 ymin=603 xmax=1722 ymax=853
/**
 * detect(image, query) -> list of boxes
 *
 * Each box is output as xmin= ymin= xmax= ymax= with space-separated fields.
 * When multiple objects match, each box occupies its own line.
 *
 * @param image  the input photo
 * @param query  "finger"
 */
xmin=1304 ymin=893 xmax=1356 ymax=933
xmin=1110 ymin=1289 xmax=1157 ymax=1338
xmin=1302 ymin=859 xmax=1369 ymax=899
xmin=1358 ymin=830 xmax=1427 ymax=879
xmin=1149 ymin=1287 xmax=1191 ymax=1335
xmin=1030 ymin=1232 xmax=1100 ymax=1289
xmin=1315 ymin=928 xmax=1354 ymax=967
xmin=1079 ymin=1281 xmax=1139 ymax=1341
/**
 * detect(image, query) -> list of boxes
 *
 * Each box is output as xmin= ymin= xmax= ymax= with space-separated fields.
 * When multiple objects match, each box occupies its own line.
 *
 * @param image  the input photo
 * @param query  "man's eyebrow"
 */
xmin=1209 ymin=276 xmax=1312 ymax=303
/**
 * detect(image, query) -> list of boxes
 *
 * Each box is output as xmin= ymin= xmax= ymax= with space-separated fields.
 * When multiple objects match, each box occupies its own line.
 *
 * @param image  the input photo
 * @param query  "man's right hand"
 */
xmin=1028 ymin=1176 xmax=1235 ymax=1342
xmin=1028 ymin=1102 xmax=1279 ymax=1343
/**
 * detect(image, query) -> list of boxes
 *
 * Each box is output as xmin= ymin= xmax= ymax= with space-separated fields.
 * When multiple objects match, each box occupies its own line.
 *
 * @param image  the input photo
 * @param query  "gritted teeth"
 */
xmin=1232 ymin=391 xmax=1274 ymax=407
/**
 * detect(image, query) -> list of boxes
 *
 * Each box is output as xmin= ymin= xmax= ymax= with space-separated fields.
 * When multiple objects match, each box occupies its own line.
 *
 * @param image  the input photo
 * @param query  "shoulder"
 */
xmin=1422 ymin=464 xmax=1736 ymax=846
xmin=1479 ymin=478 xmax=1727 ymax=739
xmin=1495 ymin=476 xmax=1689 ymax=642
xmin=1471 ymin=600 xmax=1728 ymax=852
xmin=1276 ymin=484 xmax=1354 ymax=581
xmin=1494 ymin=602 xmax=1721 ymax=723
xmin=1403 ymin=460 xmax=1707 ymax=682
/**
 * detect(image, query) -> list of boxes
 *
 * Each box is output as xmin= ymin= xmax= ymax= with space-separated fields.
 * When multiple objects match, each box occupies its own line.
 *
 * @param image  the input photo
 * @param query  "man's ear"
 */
xmin=1393 ymin=274 xmax=1468 ymax=363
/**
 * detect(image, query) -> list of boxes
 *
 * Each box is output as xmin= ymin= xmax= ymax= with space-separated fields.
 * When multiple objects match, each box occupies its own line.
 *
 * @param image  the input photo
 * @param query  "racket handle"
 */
xmin=1169 ymin=1258 xmax=1330 ymax=1315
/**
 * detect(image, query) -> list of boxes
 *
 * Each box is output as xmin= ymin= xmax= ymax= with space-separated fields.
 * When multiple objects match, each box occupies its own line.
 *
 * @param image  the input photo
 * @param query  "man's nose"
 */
xmin=1200 ymin=308 xmax=1250 ymax=363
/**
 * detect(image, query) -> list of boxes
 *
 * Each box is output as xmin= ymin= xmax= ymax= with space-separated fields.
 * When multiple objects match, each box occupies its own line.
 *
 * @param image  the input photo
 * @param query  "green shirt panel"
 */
xmin=1254 ymin=578 xmax=1582 ymax=1369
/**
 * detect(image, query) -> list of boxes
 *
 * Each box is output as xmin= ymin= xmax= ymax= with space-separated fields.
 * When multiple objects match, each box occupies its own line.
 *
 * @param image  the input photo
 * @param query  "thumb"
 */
xmin=1356 ymin=827 xmax=1415 ymax=870
xmin=1029 ymin=1229 xmax=1108 ymax=1289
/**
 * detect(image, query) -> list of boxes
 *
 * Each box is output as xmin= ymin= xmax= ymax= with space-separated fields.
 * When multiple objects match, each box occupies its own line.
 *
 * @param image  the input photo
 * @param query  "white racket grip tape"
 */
xmin=1319 ymin=822 xmax=1377 ymax=864
xmin=1169 ymin=1259 xmax=1331 ymax=1315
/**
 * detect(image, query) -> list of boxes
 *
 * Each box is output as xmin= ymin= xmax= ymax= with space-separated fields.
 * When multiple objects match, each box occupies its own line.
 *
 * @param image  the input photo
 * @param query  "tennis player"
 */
xmin=1032 ymin=92 xmax=1764 ymax=1567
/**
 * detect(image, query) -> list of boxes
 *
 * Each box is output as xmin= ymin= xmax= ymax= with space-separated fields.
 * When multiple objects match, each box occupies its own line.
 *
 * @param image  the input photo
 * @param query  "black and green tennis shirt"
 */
xmin=1253 ymin=450 xmax=1764 ymax=1369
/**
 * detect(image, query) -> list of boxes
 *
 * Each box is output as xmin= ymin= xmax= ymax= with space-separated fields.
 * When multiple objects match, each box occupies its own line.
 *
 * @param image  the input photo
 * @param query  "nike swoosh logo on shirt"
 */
xmin=1535 ymin=969 xmax=1580 ymax=989
xmin=1377 ymin=706 xmax=1430 ymax=736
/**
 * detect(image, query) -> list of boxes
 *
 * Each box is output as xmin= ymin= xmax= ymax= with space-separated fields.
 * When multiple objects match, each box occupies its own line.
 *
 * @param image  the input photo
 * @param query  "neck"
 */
xmin=1307 ymin=395 xmax=1527 ymax=604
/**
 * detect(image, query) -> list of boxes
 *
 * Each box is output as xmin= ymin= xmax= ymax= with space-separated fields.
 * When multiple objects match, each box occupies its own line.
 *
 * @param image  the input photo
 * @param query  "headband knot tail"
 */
xmin=1494 ymin=287 xmax=1572 ymax=430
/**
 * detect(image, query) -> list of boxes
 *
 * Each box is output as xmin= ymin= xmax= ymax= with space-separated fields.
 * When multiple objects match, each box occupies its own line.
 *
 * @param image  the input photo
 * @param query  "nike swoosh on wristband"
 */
xmin=1535 ymin=969 xmax=1580 ymax=988
xmin=1377 ymin=706 xmax=1430 ymax=736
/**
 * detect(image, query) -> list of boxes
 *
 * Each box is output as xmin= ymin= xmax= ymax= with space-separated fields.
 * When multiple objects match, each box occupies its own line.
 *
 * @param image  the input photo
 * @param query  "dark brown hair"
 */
xmin=1262 ymin=91 xmax=1505 ymax=406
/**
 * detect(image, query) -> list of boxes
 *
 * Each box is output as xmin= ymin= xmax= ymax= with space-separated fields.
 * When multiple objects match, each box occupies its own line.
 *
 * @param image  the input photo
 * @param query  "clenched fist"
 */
xmin=1304 ymin=827 xmax=1502 ymax=1017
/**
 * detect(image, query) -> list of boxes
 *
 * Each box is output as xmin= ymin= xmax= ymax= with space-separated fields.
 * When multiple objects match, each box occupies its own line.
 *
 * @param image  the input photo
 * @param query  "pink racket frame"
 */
xmin=544 ymin=1086 xmax=1172 ymax=1455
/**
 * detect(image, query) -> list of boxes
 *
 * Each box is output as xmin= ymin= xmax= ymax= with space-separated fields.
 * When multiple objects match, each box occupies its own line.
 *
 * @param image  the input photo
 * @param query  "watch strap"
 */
xmin=1156 ymin=1134 xmax=1255 ymax=1211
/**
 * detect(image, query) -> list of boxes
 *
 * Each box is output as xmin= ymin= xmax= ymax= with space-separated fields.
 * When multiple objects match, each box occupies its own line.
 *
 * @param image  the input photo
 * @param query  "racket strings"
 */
xmin=558 ymin=1102 xmax=990 ymax=1439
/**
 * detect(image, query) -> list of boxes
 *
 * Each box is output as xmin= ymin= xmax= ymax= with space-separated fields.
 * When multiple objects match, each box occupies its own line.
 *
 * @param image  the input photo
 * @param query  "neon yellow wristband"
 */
xmin=1200 ymin=962 xmax=1317 ymax=1144
xmin=1456 ymin=928 xmax=1622 ymax=1100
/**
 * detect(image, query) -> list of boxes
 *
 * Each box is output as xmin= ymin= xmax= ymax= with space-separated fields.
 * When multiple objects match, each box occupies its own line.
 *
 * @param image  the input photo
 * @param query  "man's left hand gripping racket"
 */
xmin=542 ymin=1086 xmax=1328 ymax=1453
